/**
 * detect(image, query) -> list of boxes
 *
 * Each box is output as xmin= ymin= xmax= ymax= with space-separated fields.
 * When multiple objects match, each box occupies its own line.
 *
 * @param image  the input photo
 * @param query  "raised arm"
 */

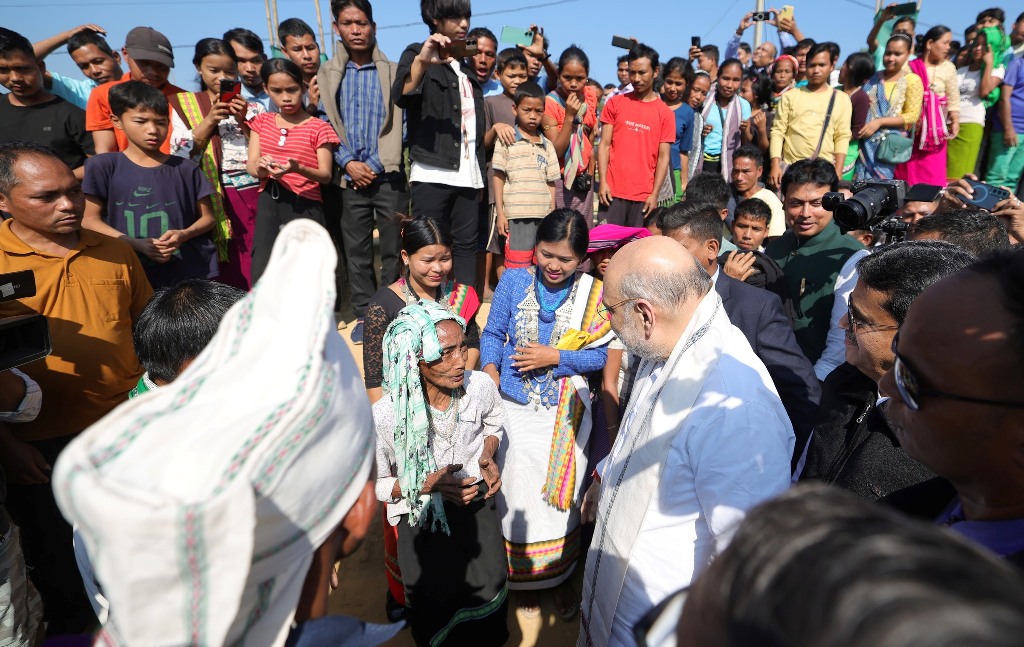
xmin=400 ymin=34 xmax=454 ymax=97
xmin=866 ymin=4 xmax=895 ymax=53
xmin=33 ymin=24 xmax=104 ymax=59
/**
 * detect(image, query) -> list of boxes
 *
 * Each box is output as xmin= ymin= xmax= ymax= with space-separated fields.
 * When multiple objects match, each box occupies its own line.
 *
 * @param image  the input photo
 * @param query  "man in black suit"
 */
xmin=659 ymin=200 xmax=820 ymax=468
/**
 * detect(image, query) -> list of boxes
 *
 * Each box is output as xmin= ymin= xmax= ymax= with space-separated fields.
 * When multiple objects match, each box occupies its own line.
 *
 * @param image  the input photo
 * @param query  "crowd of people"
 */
xmin=2 ymin=1 xmax=1024 ymax=646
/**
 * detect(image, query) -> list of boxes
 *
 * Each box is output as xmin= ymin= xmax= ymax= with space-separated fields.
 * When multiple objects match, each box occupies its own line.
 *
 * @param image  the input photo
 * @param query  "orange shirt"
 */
xmin=0 ymin=221 xmax=153 ymax=441
xmin=85 ymin=72 xmax=184 ymax=154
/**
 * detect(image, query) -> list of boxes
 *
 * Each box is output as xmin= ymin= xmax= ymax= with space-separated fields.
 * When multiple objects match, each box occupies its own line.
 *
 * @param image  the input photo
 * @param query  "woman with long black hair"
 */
xmin=170 ymin=37 xmax=263 ymax=289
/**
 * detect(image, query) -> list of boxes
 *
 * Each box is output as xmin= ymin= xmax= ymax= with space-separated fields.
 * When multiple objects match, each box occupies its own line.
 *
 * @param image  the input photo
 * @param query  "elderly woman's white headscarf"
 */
xmin=53 ymin=220 xmax=373 ymax=647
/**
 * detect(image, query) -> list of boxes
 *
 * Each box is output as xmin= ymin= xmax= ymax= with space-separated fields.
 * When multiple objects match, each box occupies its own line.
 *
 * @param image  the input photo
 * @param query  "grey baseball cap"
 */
xmin=124 ymin=26 xmax=174 ymax=67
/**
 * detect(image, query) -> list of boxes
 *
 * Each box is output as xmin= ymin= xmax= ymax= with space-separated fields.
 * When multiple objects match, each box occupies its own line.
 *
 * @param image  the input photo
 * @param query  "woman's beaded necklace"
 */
xmin=514 ymin=268 xmax=580 ymax=410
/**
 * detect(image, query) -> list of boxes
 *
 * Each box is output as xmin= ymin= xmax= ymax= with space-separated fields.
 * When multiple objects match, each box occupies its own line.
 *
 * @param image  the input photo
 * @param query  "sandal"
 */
xmin=517 ymin=591 xmax=541 ymax=619
xmin=553 ymin=582 xmax=579 ymax=622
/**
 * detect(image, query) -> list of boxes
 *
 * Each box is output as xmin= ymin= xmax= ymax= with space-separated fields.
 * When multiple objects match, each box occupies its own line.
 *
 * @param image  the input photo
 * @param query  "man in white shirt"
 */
xmin=578 ymin=236 xmax=794 ymax=647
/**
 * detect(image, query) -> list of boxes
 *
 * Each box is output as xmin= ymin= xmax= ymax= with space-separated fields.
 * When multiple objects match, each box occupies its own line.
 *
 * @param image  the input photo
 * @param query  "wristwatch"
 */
xmin=536 ymin=52 xmax=549 ymax=62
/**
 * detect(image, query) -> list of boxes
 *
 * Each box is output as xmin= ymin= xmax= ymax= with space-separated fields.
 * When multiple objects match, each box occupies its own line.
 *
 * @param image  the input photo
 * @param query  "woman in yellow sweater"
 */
xmin=768 ymin=42 xmax=853 ymax=190
xmin=855 ymin=32 xmax=923 ymax=180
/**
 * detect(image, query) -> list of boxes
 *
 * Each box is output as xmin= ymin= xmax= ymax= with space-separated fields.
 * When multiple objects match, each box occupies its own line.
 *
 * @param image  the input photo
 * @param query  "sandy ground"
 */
xmin=330 ymin=301 xmax=583 ymax=646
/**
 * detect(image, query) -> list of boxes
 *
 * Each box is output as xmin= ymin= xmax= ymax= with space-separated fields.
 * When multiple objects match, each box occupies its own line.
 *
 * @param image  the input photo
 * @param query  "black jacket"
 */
xmin=800 ymin=362 xmax=938 ymax=501
xmin=715 ymin=273 xmax=821 ymax=469
xmin=394 ymin=43 xmax=486 ymax=177
xmin=718 ymin=249 xmax=796 ymax=322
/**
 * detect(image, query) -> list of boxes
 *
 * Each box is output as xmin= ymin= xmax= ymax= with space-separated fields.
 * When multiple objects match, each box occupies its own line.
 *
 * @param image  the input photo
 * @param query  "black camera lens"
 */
xmin=833 ymin=186 xmax=893 ymax=232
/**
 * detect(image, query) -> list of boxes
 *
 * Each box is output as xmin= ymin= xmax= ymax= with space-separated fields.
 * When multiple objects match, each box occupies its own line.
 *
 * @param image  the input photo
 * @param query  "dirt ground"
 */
xmin=331 ymin=302 xmax=583 ymax=646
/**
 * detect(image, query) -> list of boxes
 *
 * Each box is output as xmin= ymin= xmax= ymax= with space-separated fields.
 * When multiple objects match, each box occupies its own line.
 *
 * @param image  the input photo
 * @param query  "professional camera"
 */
xmin=823 ymin=179 xmax=908 ymax=233
xmin=0 ymin=271 xmax=51 ymax=372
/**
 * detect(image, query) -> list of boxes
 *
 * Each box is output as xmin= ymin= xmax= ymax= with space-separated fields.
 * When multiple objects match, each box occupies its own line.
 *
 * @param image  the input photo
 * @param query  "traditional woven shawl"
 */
xmin=700 ymin=87 xmax=744 ymax=179
xmin=169 ymin=92 xmax=233 ymax=261
xmin=382 ymin=300 xmax=466 ymax=534
xmin=580 ymin=289 xmax=727 ymax=647
xmin=541 ymin=273 xmax=613 ymax=510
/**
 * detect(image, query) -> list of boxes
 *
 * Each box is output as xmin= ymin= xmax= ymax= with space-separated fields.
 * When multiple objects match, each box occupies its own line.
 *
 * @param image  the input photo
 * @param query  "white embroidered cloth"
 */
xmin=53 ymin=220 xmax=373 ymax=646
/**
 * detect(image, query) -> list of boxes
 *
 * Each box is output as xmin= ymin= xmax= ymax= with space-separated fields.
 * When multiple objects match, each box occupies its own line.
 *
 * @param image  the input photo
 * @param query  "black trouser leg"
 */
xmin=342 ymin=178 xmax=407 ymax=318
xmin=251 ymin=186 xmax=325 ymax=284
xmin=6 ymin=436 xmax=96 ymax=635
xmin=410 ymin=182 xmax=480 ymax=286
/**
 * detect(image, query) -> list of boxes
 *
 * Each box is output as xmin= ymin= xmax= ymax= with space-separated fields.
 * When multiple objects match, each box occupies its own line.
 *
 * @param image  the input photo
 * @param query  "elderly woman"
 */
xmin=373 ymin=301 xmax=508 ymax=647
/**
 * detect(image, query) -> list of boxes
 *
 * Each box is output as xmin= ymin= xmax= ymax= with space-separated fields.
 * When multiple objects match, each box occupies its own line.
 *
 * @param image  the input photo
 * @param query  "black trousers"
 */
xmin=322 ymin=183 xmax=349 ymax=314
xmin=342 ymin=177 xmax=407 ymax=318
xmin=410 ymin=182 xmax=481 ymax=286
xmin=6 ymin=436 xmax=96 ymax=635
xmin=251 ymin=184 xmax=325 ymax=284
xmin=600 ymin=198 xmax=647 ymax=227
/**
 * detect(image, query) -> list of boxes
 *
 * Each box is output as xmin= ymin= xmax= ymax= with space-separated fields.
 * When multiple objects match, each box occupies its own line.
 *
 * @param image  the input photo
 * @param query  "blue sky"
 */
xmin=8 ymin=0 xmax=989 ymax=90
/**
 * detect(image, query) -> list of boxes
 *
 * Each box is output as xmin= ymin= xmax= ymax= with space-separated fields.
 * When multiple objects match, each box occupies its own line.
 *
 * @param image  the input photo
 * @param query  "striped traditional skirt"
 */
xmin=397 ymin=493 xmax=509 ymax=646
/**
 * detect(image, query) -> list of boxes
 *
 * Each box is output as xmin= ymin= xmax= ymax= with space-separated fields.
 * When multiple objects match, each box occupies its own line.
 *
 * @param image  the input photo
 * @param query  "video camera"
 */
xmin=823 ymin=180 xmax=944 ymax=243
xmin=0 ymin=271 xmax=51 ymax=372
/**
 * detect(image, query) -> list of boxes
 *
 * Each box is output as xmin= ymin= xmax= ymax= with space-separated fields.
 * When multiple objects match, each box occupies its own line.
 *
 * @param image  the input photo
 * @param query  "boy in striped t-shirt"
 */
xmin=492 ymin=82 xmax=559 ymax=269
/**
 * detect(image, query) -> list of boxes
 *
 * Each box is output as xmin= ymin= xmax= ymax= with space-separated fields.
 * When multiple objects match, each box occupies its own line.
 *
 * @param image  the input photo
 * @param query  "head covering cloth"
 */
xmin=586 ymin=225 xmax=650 ymax=254
xmin=771 ymin=54 xmax=800 ymax=76
xmin=382 ymin=301 xmax=466 ymax=535
xmin=52 ymin=220 xmax=373 ymax=647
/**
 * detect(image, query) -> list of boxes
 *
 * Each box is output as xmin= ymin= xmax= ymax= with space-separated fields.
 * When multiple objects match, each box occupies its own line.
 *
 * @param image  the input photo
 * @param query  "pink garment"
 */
xmin=895 ymin=144 xmax=948 ymax=187
xmin=586 ymin=224 xmax=651 ymax=253
xmin=217 ymin=183 xmax=259 ymax=290
xmin=898 ymin=59 xmax=948 ymax=186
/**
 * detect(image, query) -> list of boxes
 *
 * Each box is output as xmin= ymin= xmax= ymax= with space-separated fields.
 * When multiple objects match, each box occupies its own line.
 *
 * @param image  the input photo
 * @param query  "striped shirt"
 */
xmin=492 ymin=128 xmax=559 ymax=220
xmin=248 ymin=112 xmax=339 ymax=201
xmin=335 ymin=61 xmax=386 ymax=177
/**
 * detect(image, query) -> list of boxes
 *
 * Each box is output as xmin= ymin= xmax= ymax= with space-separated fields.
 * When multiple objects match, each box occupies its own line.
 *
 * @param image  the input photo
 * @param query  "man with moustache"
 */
xmin=0 ymin=142 xmax=151 ymax=634
xmin=799 ymin=242 xmax=975 ymax=502
xmin=577 ymin=236 xmax=793 ymax=647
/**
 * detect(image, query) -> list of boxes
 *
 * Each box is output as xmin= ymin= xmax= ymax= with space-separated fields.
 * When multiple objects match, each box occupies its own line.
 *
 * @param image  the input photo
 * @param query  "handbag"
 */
xmin=872 ymin=76 xmax=913 ymax=165
xmin=876 ymin=129 xmax=913 ymax=164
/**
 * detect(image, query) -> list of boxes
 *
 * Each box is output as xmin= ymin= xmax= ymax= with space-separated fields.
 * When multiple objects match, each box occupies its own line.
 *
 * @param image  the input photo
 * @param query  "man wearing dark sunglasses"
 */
xmin=800 ymin=242 xmax=976 ymax=510
xmin=879 ymin=250 xmax=1024 ymax=564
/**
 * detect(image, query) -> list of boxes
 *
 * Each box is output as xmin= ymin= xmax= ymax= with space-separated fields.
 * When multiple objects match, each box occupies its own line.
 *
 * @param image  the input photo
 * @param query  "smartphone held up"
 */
xmin=219 ymin=79 xmax=240 ymax=103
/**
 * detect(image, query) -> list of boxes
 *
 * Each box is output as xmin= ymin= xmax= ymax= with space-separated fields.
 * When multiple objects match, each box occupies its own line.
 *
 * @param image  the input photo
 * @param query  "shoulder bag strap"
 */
xmin=811 ymin=89 xmax=838 ymax=161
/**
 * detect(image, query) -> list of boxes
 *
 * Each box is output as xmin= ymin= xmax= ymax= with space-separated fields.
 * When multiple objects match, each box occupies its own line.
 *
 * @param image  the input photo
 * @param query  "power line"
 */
xmin=702 ymin=0 xmax=743 ymax=37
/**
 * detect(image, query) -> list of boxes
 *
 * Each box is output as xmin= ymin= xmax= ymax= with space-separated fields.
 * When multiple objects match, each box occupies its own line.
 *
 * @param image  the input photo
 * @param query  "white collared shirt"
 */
xmin=606 ymin=326 xmax=794 ymax=647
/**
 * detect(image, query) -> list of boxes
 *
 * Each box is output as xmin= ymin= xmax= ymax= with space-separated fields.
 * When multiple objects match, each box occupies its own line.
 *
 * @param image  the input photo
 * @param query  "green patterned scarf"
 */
xmin=382 ymin=301 xmax=466 ymax=534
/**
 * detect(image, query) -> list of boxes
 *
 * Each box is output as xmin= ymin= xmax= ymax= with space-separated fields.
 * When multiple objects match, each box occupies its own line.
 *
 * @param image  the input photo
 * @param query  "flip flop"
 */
xmin=554 ymin=584 xmax=580 ymax=622
xmin=517 ymin=592 xmax=541 ymax=619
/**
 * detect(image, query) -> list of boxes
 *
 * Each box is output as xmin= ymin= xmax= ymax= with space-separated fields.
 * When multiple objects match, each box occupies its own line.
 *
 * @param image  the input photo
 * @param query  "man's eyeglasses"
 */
xmin=598 ymin=297 xmax=639 ymax=321
xmin=891 ymin=332 xmax=1024 ymax=411
xmin=847 ymin=308 xmax=899 ymax=333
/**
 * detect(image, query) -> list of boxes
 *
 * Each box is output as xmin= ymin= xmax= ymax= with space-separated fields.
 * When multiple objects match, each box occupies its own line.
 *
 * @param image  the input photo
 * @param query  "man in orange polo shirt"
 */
xmin=85 ymin=26 xmax=183 ymax=154
xmin=0 ymin=141 xmax=152 ymax=634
